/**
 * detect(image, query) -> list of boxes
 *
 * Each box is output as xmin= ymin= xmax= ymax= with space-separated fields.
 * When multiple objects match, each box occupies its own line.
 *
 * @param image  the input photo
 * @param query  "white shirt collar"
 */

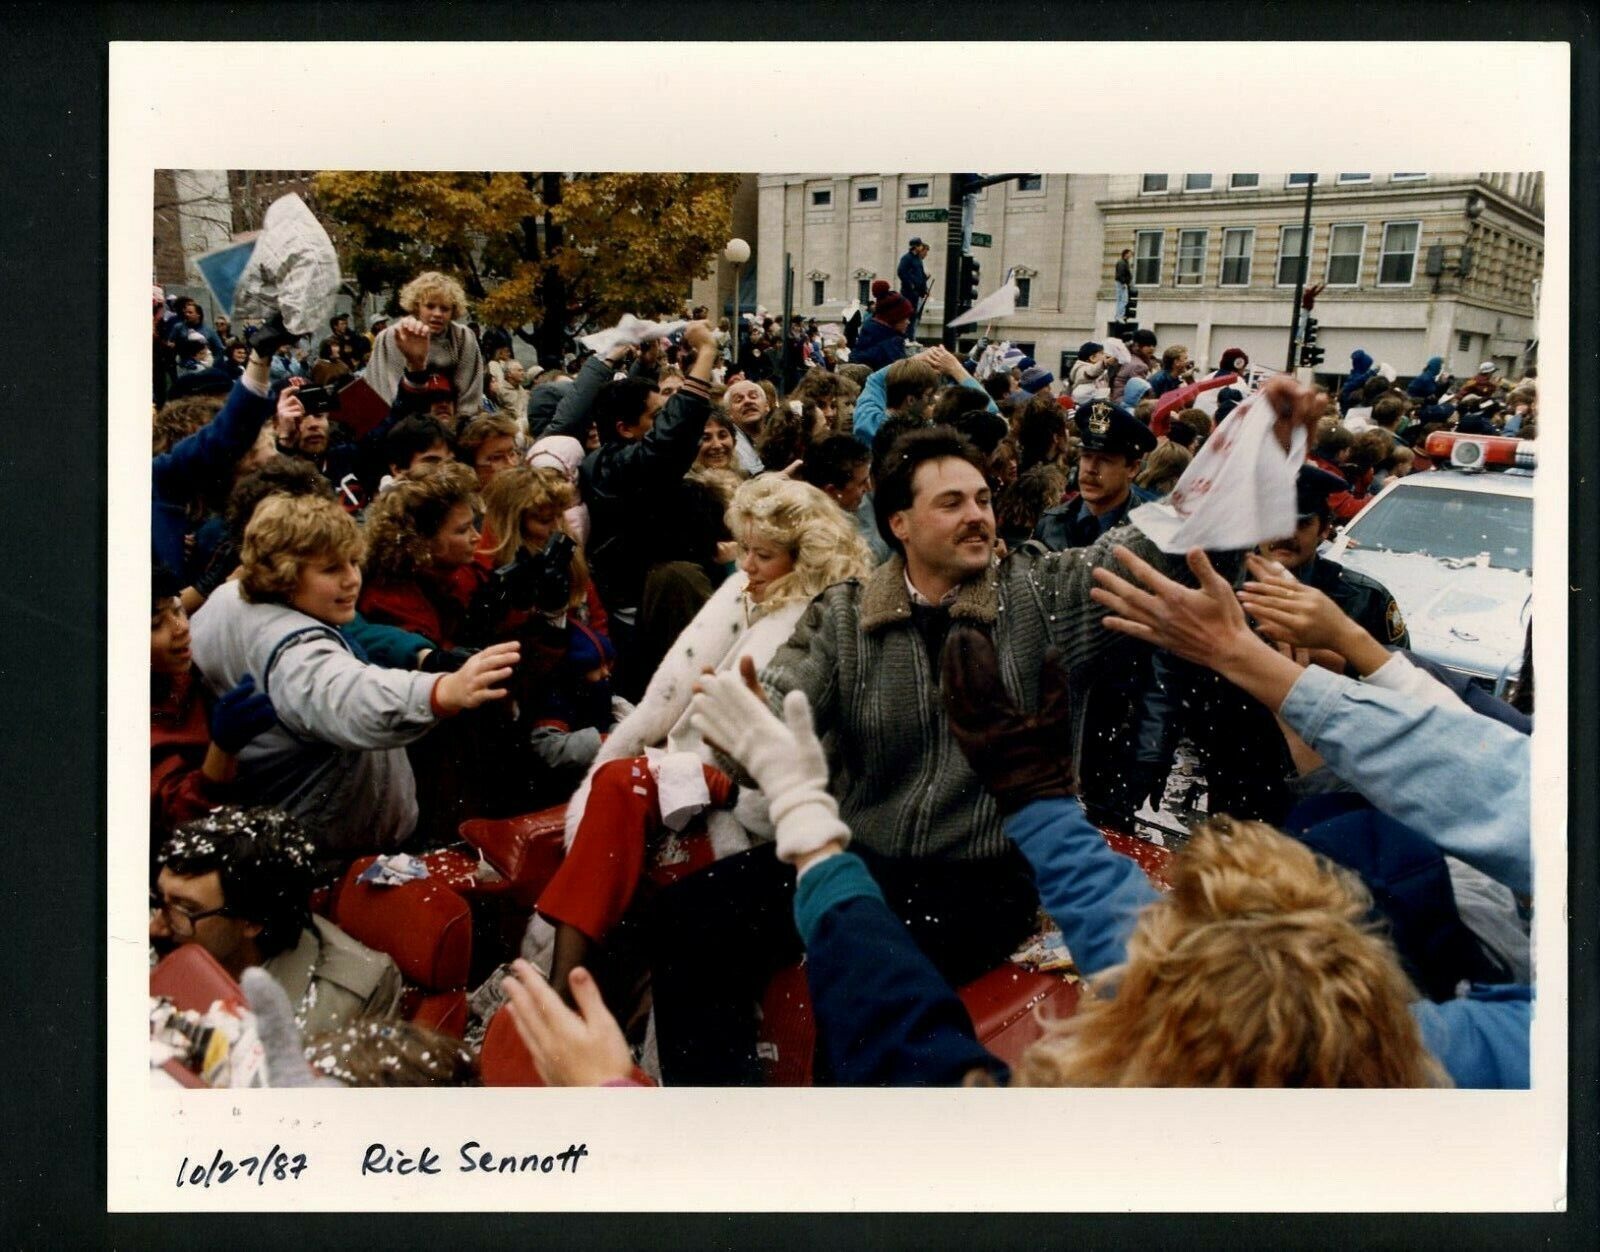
xmin=904 ymin=569 xmax=959 ymax=607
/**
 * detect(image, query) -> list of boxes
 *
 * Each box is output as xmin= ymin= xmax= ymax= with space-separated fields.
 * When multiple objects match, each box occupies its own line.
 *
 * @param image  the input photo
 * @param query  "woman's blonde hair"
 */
xmin=726 ymin=475 xmax=871 ymax=615
xmin=456 ymin=413 xmax=521 ymax=467
xmin=398 ymin=270 xmax=469 ymax=321
xmin=240 ymin=495 xmax=364 ymax=604
xmin=1134 ymin=441 xmax=1192 ymax=494
xmin=480 ymin=464 xmax=588 ymax=611
xmin=362 ymin=460 xmax=481 ymax=581
xmin=1011 ymin=817 xmax=1449 ymax=1089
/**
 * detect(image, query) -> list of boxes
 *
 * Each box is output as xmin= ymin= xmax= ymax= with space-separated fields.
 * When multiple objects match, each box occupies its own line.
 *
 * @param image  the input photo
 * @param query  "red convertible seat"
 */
xmin=458 ymin=807 xmax=568 ymax=908
xmin=333 ymin=859 xmax=473 ymax=1037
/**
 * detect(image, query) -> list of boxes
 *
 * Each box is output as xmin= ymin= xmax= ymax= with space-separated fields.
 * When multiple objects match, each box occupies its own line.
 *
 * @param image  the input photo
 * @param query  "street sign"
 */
xmin=906 ymin=208 xmax=948 ymax=223
xmin=970 ymin=232 xmax=992 ymax=248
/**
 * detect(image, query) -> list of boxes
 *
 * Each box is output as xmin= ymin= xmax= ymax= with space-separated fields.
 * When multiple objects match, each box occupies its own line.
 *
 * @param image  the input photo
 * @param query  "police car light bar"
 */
xmin=1422 ymin=431 xmax=1535 ymax=471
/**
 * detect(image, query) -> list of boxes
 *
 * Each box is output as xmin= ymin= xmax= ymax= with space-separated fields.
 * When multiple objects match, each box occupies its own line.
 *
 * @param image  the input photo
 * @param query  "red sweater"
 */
xmin=150 ymin=671 xmax=235 ymax=836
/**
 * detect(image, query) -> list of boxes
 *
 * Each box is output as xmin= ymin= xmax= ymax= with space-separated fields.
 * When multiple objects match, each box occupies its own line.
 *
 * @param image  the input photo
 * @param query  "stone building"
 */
xmin=755 ymin=171 xmax=1543 ymax=382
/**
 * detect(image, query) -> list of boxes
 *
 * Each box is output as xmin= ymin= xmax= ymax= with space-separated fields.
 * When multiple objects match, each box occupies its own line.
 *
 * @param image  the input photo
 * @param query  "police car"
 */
xmin=1325 ymin=432 xmax=1533 ymax=696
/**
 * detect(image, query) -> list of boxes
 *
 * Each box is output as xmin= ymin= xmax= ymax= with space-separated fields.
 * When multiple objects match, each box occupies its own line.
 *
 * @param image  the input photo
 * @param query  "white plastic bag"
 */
xmin=232 ymin=193 xmax=342 ymax=336
xmin=579 ymin=313 xmax=688 ymax=356
xmin=1128 ymin=388 xmax=1306 ymax=554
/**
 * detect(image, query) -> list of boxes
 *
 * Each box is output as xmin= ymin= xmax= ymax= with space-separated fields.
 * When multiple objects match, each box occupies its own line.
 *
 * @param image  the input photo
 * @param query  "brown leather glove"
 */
xmin=940 ymin=624 xmax=1078 ymax=816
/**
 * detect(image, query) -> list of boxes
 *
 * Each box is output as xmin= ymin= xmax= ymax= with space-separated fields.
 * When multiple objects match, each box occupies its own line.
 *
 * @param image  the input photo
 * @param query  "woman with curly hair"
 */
xmin=363 ymin=270 xmax=484 ymax=424
xmin=358 ymin=461 xmax=486 ymax=650
xmin=529 ymin=475 xmax=873 ymax=1001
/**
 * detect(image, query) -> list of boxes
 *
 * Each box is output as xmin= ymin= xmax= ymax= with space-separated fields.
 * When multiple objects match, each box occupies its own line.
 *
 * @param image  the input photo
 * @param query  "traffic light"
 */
xmin=959 ymin=255 xmax=981 ymax=312
xmin=1299 ymin=315 xmax=1325 ymax=368
xmin=1123 ymin=286 xmax=1139 ymax=328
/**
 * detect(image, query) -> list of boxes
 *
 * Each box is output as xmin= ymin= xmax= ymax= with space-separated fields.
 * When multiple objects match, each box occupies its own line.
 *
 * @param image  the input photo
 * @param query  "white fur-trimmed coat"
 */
xmin=562 ymin=571 xmax=806 ymax=856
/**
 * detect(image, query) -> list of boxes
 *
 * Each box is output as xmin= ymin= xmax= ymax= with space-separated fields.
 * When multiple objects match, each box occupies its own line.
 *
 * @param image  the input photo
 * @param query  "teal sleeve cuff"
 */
xmin=793 ymin=853 xmax=884 ymax=946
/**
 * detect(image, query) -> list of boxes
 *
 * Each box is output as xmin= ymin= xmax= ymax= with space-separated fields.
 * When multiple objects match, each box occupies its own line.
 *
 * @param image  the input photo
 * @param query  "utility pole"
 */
xmin=1285 ymin=174 xmax=1316 ymax=371
xmin=940 ymin=173 xmax=1037 ymax=349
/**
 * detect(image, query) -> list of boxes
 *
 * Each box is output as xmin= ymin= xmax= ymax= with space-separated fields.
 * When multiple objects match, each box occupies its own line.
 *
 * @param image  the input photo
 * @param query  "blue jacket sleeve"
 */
xmin=1410 ymin=985 xmax=1532 ymax=1088
xmin=1004 ymin=797 xmax=1162 ymax=977
xmin=852 ymin=366 xmax=890 ymax=446
xmin=795 ymin=854 xmax=1009 ymax=1087
xmin=342 ymin=613 xmax=432 ymax=670
xmin=151 ymin=377 xmax=273 ymax=572
xmin=1278 ymin=665 xmax=1531 ymax=896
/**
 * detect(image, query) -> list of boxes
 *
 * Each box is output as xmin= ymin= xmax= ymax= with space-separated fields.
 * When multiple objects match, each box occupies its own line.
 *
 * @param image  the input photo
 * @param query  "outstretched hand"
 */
xmin=502 ymin=960 xmax=633 ymax=1087
xmin=1090 ymin=545 xmax=1256 ymax=669
xmin=940 ymin=625 xmax=1077 ymax=815
xmin=434 ymin=640 xmax=520 ymax=714
xmin=1237 ymin=553 xmax=1351 ymax=654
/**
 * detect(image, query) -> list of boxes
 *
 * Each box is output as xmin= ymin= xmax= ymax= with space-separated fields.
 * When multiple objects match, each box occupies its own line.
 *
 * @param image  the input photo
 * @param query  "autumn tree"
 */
xmin=311 ymin=171 xmax=739 ymax=363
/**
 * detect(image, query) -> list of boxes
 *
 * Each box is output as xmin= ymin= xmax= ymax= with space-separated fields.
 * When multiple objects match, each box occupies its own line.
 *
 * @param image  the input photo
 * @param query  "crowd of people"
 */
xmin=148 ymin=233 xmax=1537 ymax=1092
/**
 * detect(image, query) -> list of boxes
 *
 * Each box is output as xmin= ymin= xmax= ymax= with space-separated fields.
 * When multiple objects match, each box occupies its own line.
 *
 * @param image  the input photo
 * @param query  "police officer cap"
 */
xmin=1295 ymin=464 xmax=1349 ymax=518
xmin=1074 ymin=400 xmax=1157 ymax=458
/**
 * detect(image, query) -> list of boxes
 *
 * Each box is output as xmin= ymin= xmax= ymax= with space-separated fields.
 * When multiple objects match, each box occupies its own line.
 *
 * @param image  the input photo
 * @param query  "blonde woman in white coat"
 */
xmin=531 ymin=475 xmax=871 ymax=999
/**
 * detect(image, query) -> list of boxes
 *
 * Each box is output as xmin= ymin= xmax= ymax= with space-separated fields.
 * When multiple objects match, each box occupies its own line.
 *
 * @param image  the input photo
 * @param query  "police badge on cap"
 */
xmin=1074 ymin=401 xmax=1157 ymax=458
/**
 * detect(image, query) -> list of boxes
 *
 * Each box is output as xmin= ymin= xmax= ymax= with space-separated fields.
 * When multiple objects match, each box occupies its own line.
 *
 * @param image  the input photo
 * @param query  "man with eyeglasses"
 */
xmin=150 ymin=806 xmax=401 ymax=1035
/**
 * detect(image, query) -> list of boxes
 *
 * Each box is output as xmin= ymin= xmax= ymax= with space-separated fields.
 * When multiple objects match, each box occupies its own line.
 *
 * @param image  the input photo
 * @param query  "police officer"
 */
xmin=1259 ymin=464 xmax=1409 ymax=648
xmin=1032 ymin=400 xmax=1158 ymax=552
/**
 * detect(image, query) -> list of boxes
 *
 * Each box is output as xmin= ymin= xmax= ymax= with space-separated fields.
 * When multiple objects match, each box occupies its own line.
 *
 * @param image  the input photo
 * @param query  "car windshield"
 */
xmin=1343 ymin=484 xmax=1532 ymax=572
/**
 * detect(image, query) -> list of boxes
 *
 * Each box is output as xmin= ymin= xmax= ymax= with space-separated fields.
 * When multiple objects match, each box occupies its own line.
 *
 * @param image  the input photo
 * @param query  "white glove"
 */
xmin=687 ymin=672 xmax=849 ymax=864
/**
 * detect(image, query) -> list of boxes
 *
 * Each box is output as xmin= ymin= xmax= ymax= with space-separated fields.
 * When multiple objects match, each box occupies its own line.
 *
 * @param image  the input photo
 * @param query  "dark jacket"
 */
xmin=851 ymin=317 xmax=908 ymax=371
xmin=152 ymin=377 xmax=274 ymax=575
xmin=1407 ymin=356 xmax=1445 ymax=401
xmin=1339 ymin=350 xmax=1377 ymax=412
xmin=568 ymin=376 xmax=713 ymax=613
xmin=1115 ymin=258 xmax=1134 ymax=286
xmin=1032 ymin=485 xmax=1157 ymax=552
xmin=1302 ymin=554 xmax=1409 ymax=648
xmin=897 ymin=250 xmax=929 ymax=302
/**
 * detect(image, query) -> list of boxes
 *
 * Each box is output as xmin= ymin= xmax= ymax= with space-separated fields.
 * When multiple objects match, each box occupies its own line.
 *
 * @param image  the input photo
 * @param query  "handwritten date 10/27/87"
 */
xmin=176 ymin=1146 xmax=309 ymax=1187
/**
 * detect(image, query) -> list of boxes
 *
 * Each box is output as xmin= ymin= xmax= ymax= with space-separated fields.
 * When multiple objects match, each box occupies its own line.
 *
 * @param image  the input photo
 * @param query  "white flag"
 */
xmin=946 ymin=277 xmax=1019 ymax=329
xmin=1128 ymin=388 xmax=1306 ymax=554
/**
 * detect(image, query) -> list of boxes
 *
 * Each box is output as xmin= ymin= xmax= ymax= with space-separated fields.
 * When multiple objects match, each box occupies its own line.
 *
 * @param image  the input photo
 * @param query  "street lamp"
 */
xmin=724 ymin=237 xmax=750 ymax=365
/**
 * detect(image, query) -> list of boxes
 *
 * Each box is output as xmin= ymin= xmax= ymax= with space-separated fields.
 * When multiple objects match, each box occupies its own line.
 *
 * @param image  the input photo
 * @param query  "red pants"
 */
xmin=537 ymin=756 xmax=734 ymax=942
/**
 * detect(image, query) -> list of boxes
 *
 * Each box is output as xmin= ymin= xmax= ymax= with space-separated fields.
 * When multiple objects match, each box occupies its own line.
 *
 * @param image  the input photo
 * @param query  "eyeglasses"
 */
xmin=149 ymin=890 xmax=231 ymax=937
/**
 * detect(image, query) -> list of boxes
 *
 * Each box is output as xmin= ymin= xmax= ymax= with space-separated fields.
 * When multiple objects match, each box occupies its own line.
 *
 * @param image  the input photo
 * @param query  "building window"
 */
xmin=1134 ymin=230 xmax=1163 ymax=286
xmin=1458 ymin=331 xmax=1473 ymax=353
xmin=906 ymin=180 xmax=930 ymax=199
xmin=1015 ymin=277 xmax=1031 ymax=308
xmin=1336 ymin=173 xmax=1372 ymax=184
xmin=1325 ymin=223 xmax=1366 ymax=286
xmin=1286 ymin=173 xmax=1319 ymax=188
xmin=1276 ymin=224 xmax=1312 ymax=286
xmin=1378 ymin=220 xmax=1421 ymax=286
xmin=1183 ymin=173 xmax=1213 ymax=193
xmin=856 ymin=184 xmax=879 ymax=204
xmin=1140 ymin=174 xmax=1169 ymax=194
xmin=1229 ymin=173 xmax=1260 ymax=190
xmin=857 ymin=278 xmax=871 ymax=304
xmin=1016 ymin=175 xmax=1043 ymax=192
xmin=1176 ymin=229 xmax=1207 ymax=285
xmin=810 ymin=188 xmax=831 ymax=207
xmin=1391 ymin=172 xmax=1428 ymax=182
xmin=812 ymin=280 xmax=825 ymax=305
xmin=1220 ymin=227 xmax=1254 ymax=286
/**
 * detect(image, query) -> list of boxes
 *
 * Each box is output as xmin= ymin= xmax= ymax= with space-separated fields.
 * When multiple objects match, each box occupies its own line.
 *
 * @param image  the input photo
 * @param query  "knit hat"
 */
xmin=1017 ymin=357 xmax=1036 ymax=372
xmin=875 ymin=293 xmax=915 ymax=325
xmin=1218 ymin=346 xmax=1248 ymax=372
xmin=1478 ymin=360 xmax=1498 ymax=375
xmin=870 ymin=279 xmax=892 ymax=303
xmin=1019 ymin=366 xmax=1054 ymax=395
xmin=1122 ymin=376 xmax=1154 ymax=407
